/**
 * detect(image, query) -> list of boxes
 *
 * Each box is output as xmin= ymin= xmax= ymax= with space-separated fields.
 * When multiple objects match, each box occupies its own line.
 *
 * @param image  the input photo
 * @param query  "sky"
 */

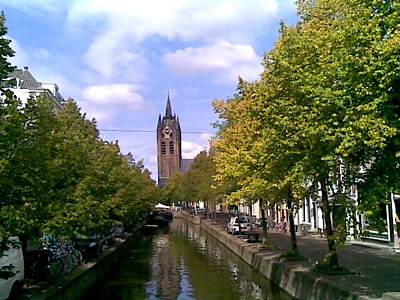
xmin=1 ymin=0 xmax=298 ymax=181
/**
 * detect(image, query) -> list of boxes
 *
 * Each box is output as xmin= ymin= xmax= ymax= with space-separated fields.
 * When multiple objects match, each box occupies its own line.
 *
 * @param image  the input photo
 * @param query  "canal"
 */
xmin=82 ymin=218 xmax=294 ymax=300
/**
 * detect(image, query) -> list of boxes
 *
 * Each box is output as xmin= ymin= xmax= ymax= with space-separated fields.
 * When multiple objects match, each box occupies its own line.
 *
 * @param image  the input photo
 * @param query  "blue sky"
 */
xmin=1 ymin=0 xmax=298 ymax=180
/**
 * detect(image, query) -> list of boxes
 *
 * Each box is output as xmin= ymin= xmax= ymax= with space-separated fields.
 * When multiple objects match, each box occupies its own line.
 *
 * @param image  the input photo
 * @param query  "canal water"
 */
xmin=82 ymin=219 xmax=293 ymax=300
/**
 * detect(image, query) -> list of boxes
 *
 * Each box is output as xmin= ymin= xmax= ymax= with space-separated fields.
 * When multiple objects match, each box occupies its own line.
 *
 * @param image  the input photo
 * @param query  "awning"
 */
xmin=155 ymin=203 xmax=170 ymax=209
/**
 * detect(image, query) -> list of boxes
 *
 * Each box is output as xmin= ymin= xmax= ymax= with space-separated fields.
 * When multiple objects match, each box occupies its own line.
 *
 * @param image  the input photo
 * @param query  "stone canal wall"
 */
xmin=174 ymin=211 xmax=356 ymax=300
xmin=23 ymin=213 xmax=357 ymax=299
xmin=20 ymin=230 xmax=141 ymax=300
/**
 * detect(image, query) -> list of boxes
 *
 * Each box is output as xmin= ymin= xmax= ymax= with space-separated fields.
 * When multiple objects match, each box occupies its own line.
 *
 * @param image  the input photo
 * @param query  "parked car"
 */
xmin=74 ymin=233 xmax=104 ymax=258
xmin=112 ymin=225 xmax=125 ymax=239
xmin=252 ymin=218 xmax=262 ymax=228
xmin=0 ymin=237 xmax=24 ymax=300
xmin=226 ymin=216 xmax=252 ymax=234
xmin=103 ymin=229 xmax=116 ymax=247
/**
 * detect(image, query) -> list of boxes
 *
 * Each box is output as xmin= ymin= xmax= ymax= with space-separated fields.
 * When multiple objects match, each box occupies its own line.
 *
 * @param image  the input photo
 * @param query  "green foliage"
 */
xmin=212 ymin=0 xmax=400 ymax=268
xmin=0 ymin=13 xmax=156 ymax=247
xmin=161 ymin=172 xmax=190 ymax=204
xmin=0 ymin=95 xmax=155 ymax=243
xmin=160 ymin=149 xmax=221 ymax=211
xmin=0 ymin=12 xmax=15 ymax=83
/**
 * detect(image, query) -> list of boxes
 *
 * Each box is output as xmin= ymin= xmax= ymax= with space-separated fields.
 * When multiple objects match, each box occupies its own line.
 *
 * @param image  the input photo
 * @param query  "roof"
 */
xmin=8 ymin=66 xmax=41 ymax=89
xmin=180 ymin=158 xmax=194 ymax=173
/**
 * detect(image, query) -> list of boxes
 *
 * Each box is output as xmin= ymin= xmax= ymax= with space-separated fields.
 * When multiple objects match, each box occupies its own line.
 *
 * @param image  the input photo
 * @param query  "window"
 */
xmin=169 ymin=141 xmax=174 ymax=154
xmin=161 ymin=141 xmax=166 ymax=154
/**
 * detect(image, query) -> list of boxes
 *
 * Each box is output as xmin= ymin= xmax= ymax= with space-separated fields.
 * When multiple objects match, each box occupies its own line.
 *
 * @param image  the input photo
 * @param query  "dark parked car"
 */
xmin=74 ymin=233 xmax=104 ymax=258
xmin=103 ymin=229 xmax=116 ymax=247
xmin=113 ymin=225 xmax=125 ymax=238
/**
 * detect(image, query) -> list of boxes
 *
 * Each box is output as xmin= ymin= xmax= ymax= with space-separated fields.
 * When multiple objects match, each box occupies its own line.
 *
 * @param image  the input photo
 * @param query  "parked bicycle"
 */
xmin=26 ymin=235 xmax=82 ymax=282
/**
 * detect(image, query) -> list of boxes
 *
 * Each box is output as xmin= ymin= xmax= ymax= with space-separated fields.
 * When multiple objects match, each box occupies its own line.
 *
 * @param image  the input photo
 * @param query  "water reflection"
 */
xmin=82 ymin=219 xmax=293 ymax=300
xmin=169 ymin=220 xmax=292 ymax=300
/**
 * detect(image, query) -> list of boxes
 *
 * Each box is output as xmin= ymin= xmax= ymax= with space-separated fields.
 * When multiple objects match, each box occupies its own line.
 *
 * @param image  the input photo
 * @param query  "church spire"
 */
xmin=165 ymin=92 xmax=173 ymax=119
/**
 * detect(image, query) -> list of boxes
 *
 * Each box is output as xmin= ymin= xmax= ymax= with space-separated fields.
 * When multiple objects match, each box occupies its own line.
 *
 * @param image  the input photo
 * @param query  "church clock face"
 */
xmin=162 ymin=126 xmax=172 ymax=138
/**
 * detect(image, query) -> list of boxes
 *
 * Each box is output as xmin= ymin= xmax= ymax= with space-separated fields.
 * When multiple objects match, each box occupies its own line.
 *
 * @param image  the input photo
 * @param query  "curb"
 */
xmin=176 ymin=213 xmax=360 ymax=300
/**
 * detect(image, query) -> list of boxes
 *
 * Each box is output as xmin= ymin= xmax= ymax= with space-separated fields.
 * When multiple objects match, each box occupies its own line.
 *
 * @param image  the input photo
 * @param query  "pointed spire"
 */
xmin=165 ymin=92 xmax=173 ymax=119
xmin=157 ymin=114 xmax=162 ymax=129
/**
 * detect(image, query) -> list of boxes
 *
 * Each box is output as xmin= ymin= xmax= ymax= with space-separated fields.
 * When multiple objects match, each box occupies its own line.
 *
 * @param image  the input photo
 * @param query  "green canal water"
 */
xmin=82 ymin=219 xmax=293 ymax=300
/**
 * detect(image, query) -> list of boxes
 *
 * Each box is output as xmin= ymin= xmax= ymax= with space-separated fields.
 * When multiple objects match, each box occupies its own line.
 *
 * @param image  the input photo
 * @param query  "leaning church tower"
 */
xmin=157 ymin=94 xmax=182 ymax=185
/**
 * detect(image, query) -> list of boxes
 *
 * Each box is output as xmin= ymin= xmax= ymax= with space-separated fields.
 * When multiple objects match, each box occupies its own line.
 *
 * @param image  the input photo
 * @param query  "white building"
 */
xmin=4 ymin=66 xmax=64 ymax=111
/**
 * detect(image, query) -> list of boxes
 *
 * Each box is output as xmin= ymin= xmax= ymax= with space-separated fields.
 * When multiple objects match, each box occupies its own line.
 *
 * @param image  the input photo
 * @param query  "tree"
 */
xmin=261 ymin=0 xmax=400 ymax=267
xmin=0 ymin=11 xmax=15 ymax=84
xmin=0 ymin=11 xmax=24 ymax=245
xmin=212 ymin=81 xmax=283 ymax=247
xmin=185 ymin=150 xmax=219 ymax=213
xmin=0 ymin=94 xmax=154 ymax=242
xmin=0 ymin=12 xmax=156 ymax=250
xmin=213 ymin=0 xmax=400 ymax=268
xmin=160 ymin=172 xmax=191 ymax=206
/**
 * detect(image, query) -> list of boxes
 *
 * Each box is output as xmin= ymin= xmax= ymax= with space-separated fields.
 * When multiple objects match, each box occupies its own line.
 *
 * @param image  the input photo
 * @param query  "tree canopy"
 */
xmin=212 ymin=0 xmax=400 ymax=268
xmin=0 ymin=12 xmax=157 ymax=244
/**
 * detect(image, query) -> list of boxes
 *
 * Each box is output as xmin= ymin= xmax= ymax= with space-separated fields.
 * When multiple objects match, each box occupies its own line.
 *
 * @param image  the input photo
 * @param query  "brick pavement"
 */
xmin=265 ymin=229 xmax=400 ymax=299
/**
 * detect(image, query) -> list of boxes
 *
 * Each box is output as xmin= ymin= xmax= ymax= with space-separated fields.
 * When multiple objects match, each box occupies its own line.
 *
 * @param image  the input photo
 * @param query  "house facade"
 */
xmin=4 ymin=66 xmax=64 ymax=111
xmin=235 ymin=185 xmax=400 ymax=248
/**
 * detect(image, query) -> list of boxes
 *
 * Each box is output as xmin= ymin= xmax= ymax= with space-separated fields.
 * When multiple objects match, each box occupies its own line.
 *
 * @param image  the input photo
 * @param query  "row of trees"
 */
xmin=211 ymin=0 xmax=400 ymax=269
xmin=160 ymin=150 xmax=221 ymax=215
xmin=0 ymin=13 xmax=158 ymax=250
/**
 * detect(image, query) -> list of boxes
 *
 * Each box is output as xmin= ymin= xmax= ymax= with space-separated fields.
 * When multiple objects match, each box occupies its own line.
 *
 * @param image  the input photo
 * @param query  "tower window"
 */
xmin=169 ymin=141 xmax=174 ymax=154
xmin=161 ymin=141 xmax=166 ymax=154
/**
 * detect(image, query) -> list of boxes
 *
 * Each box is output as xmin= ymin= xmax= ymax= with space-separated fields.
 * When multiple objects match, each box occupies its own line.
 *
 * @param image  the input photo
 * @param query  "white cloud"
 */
xmin=64 ymin=0 xmax=280 ymax=81
xmin=8 ymin=38 xmax=30 ymax=68
xmin=67 ymin=0 xmax=280 ymax=42
xmin=2 ymin=0 xmax=298 ymax=179
xmin=163 ymin=41 xmax=262 ymax=85
xmin=182 ymin=141 xmax=208 ymax=159
xmin=8 ymin=39 xmax=81 ymax=100
xmin=79 ymin=103 xmax=113 ymax=123
xmin=200 ymin=132 xmax=214 ymax=143
xmin=82 ymin=84 xmax=146 ymax=109
xmin=2 ymin=0 xmax=67 ymax=14
xmin=114 ymin=134 xmax=158 ymax=179
xmin=83 ymin=33 xmax=149 ymax=81
xmin=80 ymin=84 xmax=148 ymax=122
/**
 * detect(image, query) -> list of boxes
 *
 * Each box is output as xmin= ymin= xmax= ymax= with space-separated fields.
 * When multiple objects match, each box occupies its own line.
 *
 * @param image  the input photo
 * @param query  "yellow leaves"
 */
xmin=213 ymin=0 xmax=400 ymax=208
xmin=211 ymin=98 xmax=227 ymax=114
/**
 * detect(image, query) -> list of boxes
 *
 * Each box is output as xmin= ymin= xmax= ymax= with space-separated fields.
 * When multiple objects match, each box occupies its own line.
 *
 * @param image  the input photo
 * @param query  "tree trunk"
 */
xmin=260 ymin=199 xmax=270 ymax=246
xmin=287 ymin=192 xmax=298 ymax=252
xmin=320 ymin=178 xmax=339 ymax=269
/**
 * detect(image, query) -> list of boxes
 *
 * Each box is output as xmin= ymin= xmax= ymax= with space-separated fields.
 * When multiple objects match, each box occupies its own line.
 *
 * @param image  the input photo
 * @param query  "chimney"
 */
xmin=23 ymin=66 xmax=28 ymax=71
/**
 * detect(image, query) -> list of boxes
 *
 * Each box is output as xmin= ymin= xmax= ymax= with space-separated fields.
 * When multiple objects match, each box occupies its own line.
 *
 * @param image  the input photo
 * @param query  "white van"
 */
xmin=0 ymin=237 xmax=24 ymax=300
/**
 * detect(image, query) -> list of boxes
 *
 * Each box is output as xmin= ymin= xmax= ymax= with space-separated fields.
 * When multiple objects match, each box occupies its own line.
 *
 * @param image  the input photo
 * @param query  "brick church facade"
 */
xmin=157 ymin=95 xmax=193 ymax=185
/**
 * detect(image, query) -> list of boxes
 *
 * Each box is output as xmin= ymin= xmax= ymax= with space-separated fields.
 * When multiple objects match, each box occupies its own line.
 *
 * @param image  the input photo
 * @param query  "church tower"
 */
xmin=157 ymin=94 xmax=182 ymax=185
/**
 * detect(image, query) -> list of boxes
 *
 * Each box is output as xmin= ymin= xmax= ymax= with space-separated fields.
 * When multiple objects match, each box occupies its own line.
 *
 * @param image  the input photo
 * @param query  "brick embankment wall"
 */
xmin=173 ymin=211 xmax=201 ymax=224
xmin=20 ymin=230 xmax=141 ymax=300
xmin=174 ymin=212 xmax=357 ymax=300
xmin=51 ymin=235 xmax=137 ymax=300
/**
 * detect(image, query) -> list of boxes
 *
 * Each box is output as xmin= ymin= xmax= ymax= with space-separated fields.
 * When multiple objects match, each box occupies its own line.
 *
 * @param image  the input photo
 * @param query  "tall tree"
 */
xmin=0 ymin=12 xmax=24 ymax=244
xmin=0 ymin=11 xmax=14 ymax=84
xmin=186 ymin=150 xmax=218 ymax=210
xmin=261 ymin=0 xmax=400 ymax=267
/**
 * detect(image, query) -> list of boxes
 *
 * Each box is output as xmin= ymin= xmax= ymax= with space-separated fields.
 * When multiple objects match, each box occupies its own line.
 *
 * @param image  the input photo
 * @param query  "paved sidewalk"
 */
xmin=265 ymin=229 xmax=400 ymax=299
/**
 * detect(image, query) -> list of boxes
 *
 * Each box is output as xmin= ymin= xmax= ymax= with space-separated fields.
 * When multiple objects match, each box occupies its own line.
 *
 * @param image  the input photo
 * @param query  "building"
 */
xmin=156 ymin=95 xmax=193 ymax=185
xmin=157 ymin=95 xmax=182 ymax=186
xmin=4 ymin=66 xmax=64 ymax=111
xmin=235 ymin=171 xmax=400 ymax=249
